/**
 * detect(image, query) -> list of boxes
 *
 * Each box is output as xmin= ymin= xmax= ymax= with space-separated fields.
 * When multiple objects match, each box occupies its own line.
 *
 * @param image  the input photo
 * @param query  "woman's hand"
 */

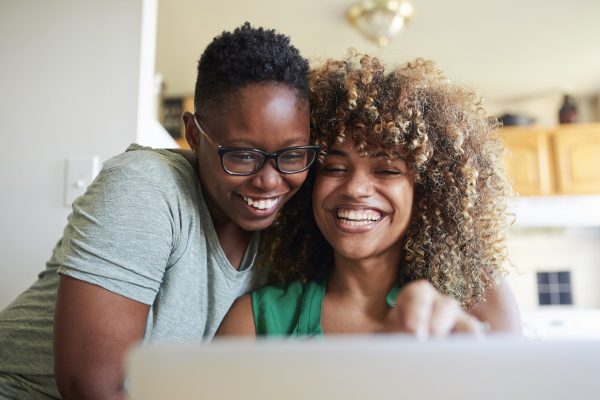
xmin=383 ymin=280 xmax=487 ymax=338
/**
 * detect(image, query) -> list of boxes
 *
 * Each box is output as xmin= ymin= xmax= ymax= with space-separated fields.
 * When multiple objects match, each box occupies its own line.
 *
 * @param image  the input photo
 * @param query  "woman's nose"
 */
xmin=343 ymin=170 xmax=374 ymax=198
xmin=250 ymin=159 xmax=283 ymax=191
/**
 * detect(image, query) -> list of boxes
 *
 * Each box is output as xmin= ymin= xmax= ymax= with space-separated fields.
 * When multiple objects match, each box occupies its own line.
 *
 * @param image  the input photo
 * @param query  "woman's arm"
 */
xmin=215 ymin=294 xmax=256 ymax=337
xmin=54 ymin=275 xmax=150 ymax=400
xmin=385 ymin=279 xmax=521 ymax=337
xmin=384 ymin=280 xmax=486 ymax=337
xmin=468 ymin=278 xmax=522 ymax=334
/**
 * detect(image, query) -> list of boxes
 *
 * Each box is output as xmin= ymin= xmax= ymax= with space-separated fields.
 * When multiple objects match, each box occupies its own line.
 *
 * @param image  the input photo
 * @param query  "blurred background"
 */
xmin=1 ymin=0 xmax=600 ymax=338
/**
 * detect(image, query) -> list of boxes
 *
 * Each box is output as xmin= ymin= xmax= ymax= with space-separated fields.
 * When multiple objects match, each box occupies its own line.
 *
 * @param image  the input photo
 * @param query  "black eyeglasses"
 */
xmin=193 ymin=114 xmax=319 ymax=176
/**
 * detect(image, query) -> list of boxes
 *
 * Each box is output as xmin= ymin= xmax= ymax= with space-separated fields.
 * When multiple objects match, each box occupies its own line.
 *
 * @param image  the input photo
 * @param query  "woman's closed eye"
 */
xmin=320 ymin=164 xmax=347 ymax=174
xmin=376 ymin=169 xmax=405 ymax=176
xmin=374 ymin=158 xmax=409 ymax=177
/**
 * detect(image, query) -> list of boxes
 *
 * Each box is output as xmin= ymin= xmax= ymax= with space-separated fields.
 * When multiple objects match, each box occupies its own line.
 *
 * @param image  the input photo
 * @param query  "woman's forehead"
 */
xmin=326 ymin=140 xmax=407 ymax=159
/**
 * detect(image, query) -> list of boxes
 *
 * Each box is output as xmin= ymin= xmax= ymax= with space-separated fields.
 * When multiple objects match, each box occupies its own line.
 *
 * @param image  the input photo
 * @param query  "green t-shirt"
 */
xmin=0 ymin=144 xmax=260 ymax=399
xmin=252 ymin=280 xmax=399 ymax=336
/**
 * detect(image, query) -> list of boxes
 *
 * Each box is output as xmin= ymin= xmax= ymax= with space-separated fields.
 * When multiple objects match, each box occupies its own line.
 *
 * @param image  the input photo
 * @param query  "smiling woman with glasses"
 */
xmin=0 ymin=23 xmax=314 ymax=400
xmin=193 ymin=114 xmax=319 ymax=175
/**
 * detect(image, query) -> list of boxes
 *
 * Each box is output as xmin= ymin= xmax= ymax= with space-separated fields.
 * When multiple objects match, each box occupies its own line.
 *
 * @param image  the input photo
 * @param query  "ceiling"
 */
xmin=155 ymin=0 xmax=600 ymax=103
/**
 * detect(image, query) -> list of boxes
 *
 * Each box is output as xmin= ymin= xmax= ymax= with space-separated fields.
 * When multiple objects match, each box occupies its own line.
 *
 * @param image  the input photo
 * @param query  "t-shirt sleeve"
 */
xmin=56 ymin=156 xmax=180 ymax=305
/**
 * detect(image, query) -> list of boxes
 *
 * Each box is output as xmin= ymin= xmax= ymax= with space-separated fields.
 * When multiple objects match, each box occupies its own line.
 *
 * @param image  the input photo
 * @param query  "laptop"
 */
xmin=127 ymin=335 xmax=600 ymax=400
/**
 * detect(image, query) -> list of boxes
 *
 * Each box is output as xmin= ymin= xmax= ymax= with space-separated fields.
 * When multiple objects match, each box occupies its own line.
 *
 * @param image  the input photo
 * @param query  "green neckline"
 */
xmin=295 ymin=280 xmax=400 ymax=336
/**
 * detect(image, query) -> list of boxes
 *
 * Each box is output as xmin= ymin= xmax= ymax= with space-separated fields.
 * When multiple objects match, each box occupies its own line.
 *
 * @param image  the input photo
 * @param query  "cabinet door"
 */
xmin=552 ymin=125 xmax=600 ymax=194
xmin=502 ymin=128 xmax=553 ymax=196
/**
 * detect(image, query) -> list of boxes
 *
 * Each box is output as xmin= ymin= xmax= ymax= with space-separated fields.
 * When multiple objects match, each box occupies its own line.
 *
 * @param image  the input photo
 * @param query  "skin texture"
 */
xmin=467 ymin=279 xmax=522 ymax=332
xmin=217 ymin=143 xmax=521 ymax=337
xmin=313 ymin=142 xmax=414 ymax=268
xmin=54 ymin=276 xmax=149 ymax=400
xmin=54 ymin=83 xmax=310 ymax=399
xmin=262 ymin=54 xmax=514 ymax=309
xmin=217 ymin=279 xmax=519 ymax=337
xmin=183 ymin=83 xmax=309 ymax=266
xmin=218 ymin=53 xmax=523 ymax=338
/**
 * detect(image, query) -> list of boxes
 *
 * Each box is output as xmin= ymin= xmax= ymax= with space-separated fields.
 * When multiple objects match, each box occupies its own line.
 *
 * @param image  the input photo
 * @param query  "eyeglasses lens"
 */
xmin=222 ymin=148 xmax=316 ymax=174
xmin=277 ymin=148 xmax=315 ymax=173
xmin=222 ymin=151 xmax=263 ymax=174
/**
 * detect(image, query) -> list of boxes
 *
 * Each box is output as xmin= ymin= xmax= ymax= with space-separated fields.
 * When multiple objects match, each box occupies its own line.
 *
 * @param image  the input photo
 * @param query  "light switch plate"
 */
xmin=64 ymin=156 xmax=100 ymax=207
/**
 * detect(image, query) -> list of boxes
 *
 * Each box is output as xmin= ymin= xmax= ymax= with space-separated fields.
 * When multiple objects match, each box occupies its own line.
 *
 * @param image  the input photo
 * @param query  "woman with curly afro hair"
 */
xmin=217 ymin=52 xmax=521 ymax=337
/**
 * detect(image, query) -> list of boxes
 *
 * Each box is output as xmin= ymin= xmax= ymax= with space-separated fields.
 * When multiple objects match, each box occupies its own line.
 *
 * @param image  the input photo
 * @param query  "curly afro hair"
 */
xmin=258 ymin=51 xmax=512 ymax=307
xmin=194 ymin=22 xmax=309 ymax=117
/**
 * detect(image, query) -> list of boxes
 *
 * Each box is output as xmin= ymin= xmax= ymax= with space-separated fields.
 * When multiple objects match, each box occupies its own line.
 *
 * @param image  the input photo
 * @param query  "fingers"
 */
xmin=452 ymin=315 xmax=488 ymax=337
xmin=429 ymin=296 xmax=462 ymax=337
xmin=385 ymin=280 xmax=487 ymax=338
xmin=390 ymin=280 xmax=435 ymax=338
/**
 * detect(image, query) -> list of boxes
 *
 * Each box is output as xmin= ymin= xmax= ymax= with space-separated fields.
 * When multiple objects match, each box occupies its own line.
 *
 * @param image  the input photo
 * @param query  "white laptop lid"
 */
xmin=127 ymin=336 xmax=600 ymax=400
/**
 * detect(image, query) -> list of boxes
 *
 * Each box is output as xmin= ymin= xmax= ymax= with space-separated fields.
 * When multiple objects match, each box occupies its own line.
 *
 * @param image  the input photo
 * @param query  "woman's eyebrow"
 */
xmin=369 ymin=150 xmax=405 ymax=159
xmin=325 ymin=149 xmax=348 ymax=157
xmin=369 ymin=151 xmax=387 ymax=158
xmin=326 ymin=149 xmax=405 ymax=160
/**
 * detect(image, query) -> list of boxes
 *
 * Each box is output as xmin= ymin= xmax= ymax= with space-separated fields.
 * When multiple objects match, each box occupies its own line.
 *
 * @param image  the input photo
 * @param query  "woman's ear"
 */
xmin=182 ymin=111 xmax=199 ymax=152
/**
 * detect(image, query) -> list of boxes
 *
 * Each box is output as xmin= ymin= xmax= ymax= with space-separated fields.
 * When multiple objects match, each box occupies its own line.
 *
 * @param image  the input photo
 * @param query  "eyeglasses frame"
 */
xmin=193 ymin=114 xmax=320 ymax=176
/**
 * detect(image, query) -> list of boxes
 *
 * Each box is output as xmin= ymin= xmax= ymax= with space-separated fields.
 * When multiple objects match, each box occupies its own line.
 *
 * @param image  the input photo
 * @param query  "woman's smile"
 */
xmin=237 ymin=193 xmax=282 ymax=218
xmin=313 ymin=141 xmax=414 ymax=263
xmin=333 ymin=207 xmax=384 ymax=232
xmin=189 ymin=83 xmax=310 ymax=232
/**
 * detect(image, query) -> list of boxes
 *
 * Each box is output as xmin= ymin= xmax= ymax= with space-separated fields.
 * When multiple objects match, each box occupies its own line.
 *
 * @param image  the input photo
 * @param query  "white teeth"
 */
xmin=242 ymin=195 xmax=278 ymax=210
xmin=337 ymin=209 xmax=382 ymax=223
xmin=343 ymin=220 xmax=373 ymax=227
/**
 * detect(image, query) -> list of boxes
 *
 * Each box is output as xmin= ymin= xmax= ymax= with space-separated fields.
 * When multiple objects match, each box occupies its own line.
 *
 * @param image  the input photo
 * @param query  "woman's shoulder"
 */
xmin=253 ymin=279 xmax=326 ymax=310
xmin=215 ymin=281 xmax=310 ymax=337
xmin=252 ymin=279 xmax=323 ymax=335
xmin=468 ymin=278 xmax=522 ymax=334
xmin=101 ymin=144 xmax=197 ymax=188
xmin=253 ymin=279 xmax=306 ymax=300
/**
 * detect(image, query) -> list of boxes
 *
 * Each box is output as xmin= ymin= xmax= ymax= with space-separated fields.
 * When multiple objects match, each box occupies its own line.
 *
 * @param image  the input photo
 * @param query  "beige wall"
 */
xmin=486 ymin=93 xmax=599 ymax=127
xmin=0 ymin=0 xmax=169 ymax=309
xmin=505 ymin=227 xmax=600 ymax=312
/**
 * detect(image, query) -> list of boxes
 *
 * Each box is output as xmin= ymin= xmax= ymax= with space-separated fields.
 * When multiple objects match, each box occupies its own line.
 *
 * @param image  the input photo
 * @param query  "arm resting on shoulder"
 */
xmin=54 ymin=275 xmax=150 ymax=400
xmin=468 ymin=278 xmax=522 ymax=334
xmin=215 ymin=294 xmax=256 ymax=337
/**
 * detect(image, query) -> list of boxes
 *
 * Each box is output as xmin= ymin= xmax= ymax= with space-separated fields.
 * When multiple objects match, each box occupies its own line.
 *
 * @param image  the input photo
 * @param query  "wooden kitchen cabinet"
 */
xmin=502 ymin=127 xmax=553 ymax=196
xmin=552 ymin=125 xmax=600 ymax=194
xmin=501 ymin=123 xmax=600 ymax=196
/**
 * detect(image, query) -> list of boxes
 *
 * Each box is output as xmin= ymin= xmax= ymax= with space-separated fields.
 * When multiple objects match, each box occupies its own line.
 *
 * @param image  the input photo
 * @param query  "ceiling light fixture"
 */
xmin=346 ymin=0 xmax=414 ymax=47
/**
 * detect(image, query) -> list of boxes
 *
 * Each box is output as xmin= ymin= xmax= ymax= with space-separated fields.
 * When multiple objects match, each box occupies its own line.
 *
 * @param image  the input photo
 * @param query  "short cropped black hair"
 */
xmin=194 ymin=22 xmax=309 ymax=116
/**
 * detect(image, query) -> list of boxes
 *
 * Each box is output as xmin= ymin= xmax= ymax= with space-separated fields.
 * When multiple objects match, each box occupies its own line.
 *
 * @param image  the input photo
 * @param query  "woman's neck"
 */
xmin=321 ymin=253 xmax=401 ymax=334
xmin=201 ymin=187 xmax=252 ymax=269
xmin=327 ymin=254 xmax=398 ymax=301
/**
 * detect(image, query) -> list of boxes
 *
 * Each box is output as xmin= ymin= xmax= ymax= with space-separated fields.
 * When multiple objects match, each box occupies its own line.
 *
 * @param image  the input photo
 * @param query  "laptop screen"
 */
xmin=127 ymin=335 xmax=600 ymax=400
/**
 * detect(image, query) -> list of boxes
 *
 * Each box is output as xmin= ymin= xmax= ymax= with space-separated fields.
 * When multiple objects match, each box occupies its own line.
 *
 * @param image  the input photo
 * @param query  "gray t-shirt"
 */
xmin=0 ymin=144 xmax=260 ymax=399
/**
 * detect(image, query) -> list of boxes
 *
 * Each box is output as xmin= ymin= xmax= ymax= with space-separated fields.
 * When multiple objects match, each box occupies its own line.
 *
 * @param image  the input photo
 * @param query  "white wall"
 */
xmin=505 ymin=227 xmax=600 ymax=312
xmin=0 ymin=0 xmax=172 ymax=308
